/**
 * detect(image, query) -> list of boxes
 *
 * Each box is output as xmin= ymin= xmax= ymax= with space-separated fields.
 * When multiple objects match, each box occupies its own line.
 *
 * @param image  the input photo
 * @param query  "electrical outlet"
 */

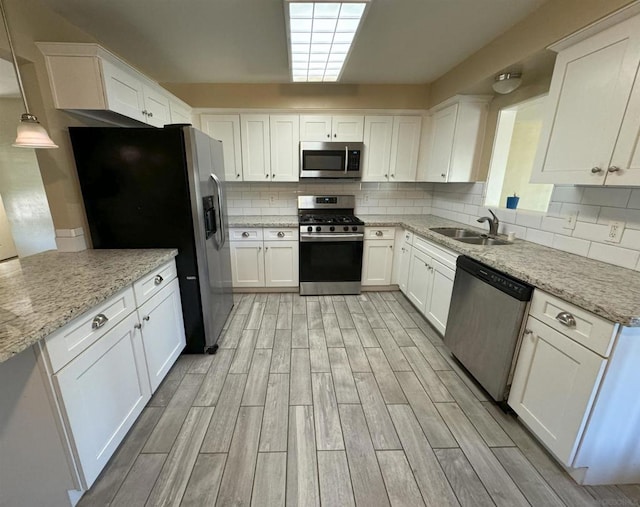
xmin=563 ymin=212 xmax=578 ymax=230
xmin=363 ymin=193 xmax=369 ymax=203
xmin=269 ymin=195 xmax=276 ymax=205
xmin=606 ymin=221 xmax=624 ymax=243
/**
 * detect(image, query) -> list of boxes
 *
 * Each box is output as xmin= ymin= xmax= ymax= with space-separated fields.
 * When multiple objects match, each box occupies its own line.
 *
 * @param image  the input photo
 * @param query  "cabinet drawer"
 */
xmin=529 ymin=290 xmax=617 ymax=357
xmin=133 ymin=260 xmax=178 ymax=307
xmin=413 ymin=235 xmax=458 ymax=270
xmin=365 ymin=227 xmax=395 ymax=240
xmin=44 ymin=286 xmax=136 ymax=373
xmin=264 ymin=228 xmax=298 ymax=241
xmin=230 ymin=228 xmax=263 ymax=241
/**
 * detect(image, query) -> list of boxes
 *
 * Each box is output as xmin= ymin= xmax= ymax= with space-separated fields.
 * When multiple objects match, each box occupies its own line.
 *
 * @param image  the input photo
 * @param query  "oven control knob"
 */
xmin=329 ymin=226 xmax=335 ymax=232
xmin=316 ymin=226 xmax=322 ymax=232
xmin=307 ymin=226 xmax=313 ymax=232
xmin=343 ymin=226 xmax=349 ymax=231
xmin=351 ymin=226 xmax=358 ymax=232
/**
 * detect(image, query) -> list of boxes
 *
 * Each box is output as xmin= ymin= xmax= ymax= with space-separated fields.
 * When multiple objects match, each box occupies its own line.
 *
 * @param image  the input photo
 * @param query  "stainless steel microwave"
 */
xmin=299 ymin=142 xmax=364 ymax=179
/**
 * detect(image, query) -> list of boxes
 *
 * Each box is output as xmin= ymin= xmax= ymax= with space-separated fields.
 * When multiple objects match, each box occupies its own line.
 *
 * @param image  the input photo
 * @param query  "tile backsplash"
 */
xmin=429 ymin=182 xmax=640 ymax=272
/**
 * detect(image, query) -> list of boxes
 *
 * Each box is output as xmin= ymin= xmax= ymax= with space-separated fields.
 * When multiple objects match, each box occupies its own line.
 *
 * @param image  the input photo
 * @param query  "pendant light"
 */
xmin=0 ymin=0 xmax=58 ymax=149
xmin=492 ymin=72 xmax=522 ymax=95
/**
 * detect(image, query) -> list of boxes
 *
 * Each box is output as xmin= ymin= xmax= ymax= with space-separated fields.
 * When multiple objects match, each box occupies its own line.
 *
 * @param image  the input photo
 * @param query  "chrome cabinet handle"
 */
xmin=134 ymin=323 xmax=142 ymax=330
xmin=272 ymin=174 xmax=275 ymax=178
xmin=389 ymin=245 xmax=392 ymax=249
xmin=334 ymin=133 xmax=337 ymax=137
xmin=142 ymin=110 xmax=148 ymax=116
xmin=277 ymin=231 xmax=285 ymax=238
xmin=327 ymin=133 xmax=330 ymax=138
xmin=147 ymin=111 xmax=153 ymax=118
xmin=591 ymin=167 xmax=603 ymax=174
xmin=556 ymin=311 xmax=576 ymax=328
xmin=384 ymin=174 xmax=388 ymax=178
xmin=265 ymin=246 xmax=269 ymax=251
xmin=154 ymin=274 xmax=164 ymax=285
xmin=608 ymin=166 xmax=620 ymax=173
xmin=391 ymin=174 xmax=395 ymax=178
xmin=265 ymin=173 xmax=269 ymax=178
xmin=258 ymin=246 xmax=262 ymax=250
xmin=242 ymin=232 xmax=250 ymax=238
xmin=344 ymin=146 xmax=348 ymax=173
xmin=376 ymin=230 xmax=383 ymax=237
xmin=236 ymin=173 xmax=240 ymax=178
xmin=143 ymin=316 xmax=150 ymax=321
xmin=92 ymin=313 xmax=109 ymax=330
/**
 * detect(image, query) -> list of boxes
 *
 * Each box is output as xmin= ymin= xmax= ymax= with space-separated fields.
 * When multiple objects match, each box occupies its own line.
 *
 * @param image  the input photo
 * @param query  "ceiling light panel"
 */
xmin=285 ymin=0 xmax=370 ymax=83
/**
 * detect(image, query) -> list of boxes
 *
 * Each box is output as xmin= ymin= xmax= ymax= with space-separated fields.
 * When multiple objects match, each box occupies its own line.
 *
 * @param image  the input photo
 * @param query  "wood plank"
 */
xmin=493 ymin=447 xmax=565 ymax=507
xmin=219 ymin=312 xmax=247 ymax=349
xmin=323 ymin=313 xmax=344 ymax=347
xmin=387 ymin=405 xmax=459 ymax=507
xmin=270 ymin=329 xmax=291 ymax=374
xmin=292 ymin=313 xmax=309 ymax=348
xmin=436 ymin=346 xmax=488 ymax=401
xmin=164 ymin=355 xmax=196 ymax=383
xmin=236 ymin=293 xmax=256 ymax=314
xmin=402 ymin=347 xmax=453 ymax=402
xmin=335 ymin=302 xmax=356 ymax=329
xmin=289 ymin=348 xmax=313 ymax=405
xmin=146 ymin=406 xmax=214 ymax=506
xmin=252 ymin=452 xmax=287 ymax=507
xmin=361 ymin=300 xmax=386 ymax=329
xmin=365 ymin=348 xmax=407 ymax=404
xmin=328 ymin=348 xmax=359 ymax=403
xmin=143 ymin=374 xmax=205 ymax=453
xmin=229 ymin=329 xmax=257 ymax=374
xmin=352 ymin=313 xmax=380 ymax=347
xmin=392 ymin=291 xmax=415 ymax=312
xmin=265 ymin=293 xmax=280 ymax=314
xmin=200 ymin=374 xmax=247 ymax=453
xmin=386 ymin=300 xmax=417 ymax=329
xmin=618 ymin=485 xmax=640 ymax=503
xmin=353 ymin=372 xmax=401 ymax=450
xmin=342 ymin=328 xmax=371 ymax=373
xmin=345 ymin=295 xmax=364 ymax=313
xmin=395 ymin=371 xmax=457 ymax=449
xmin=292 ymin=293 xmax=307 ymax=315
xmin=241 ymin=348 xmax=273 ymax=406
xmin=318 ymin=451 xmax=356 ymax=507
xmin=110 ymin=453 xmax=166 ymax=507
xmin=434 ymin=448 xmax=494 ymax=507
xmin=319 ymin=295 xmax=335 ymax=314
xmin=368 ymin=292 xmax=391 ymax=313
xmin=306 ymin=295 xmax=320 ymax=302
xmin=307 ymin=301 xmax=323 ymax=329
xmin=287 ymin=405 xmax=320 ymax=507
xmin=338 ymin=404 xmax=390 ymax=507
xmin=587 ymin=485 xmax=635 ymax=505
xmin=376 ymin=450 xmax=426 ymax=507
xmin=309 ymin=328 xmax=331 ymax=372
xmin=246 ymin=302 xmax=265 ymax=330
xmin=180 ymin=454 xmax=226 ymax=507
xmin=374 ymin=328 xmax=412 ymax=371
xmin=187 ymin=354 xmax=215 ymax=375
xmin=77 ymin=407 xmax=163 ymax=506
xmin=259 ymin=374 xmax=290 ymax=452
xmin=483 ymin=401 xmax=598 ymax=507
xmin=276 ymin=302 xmax=292 ymax=330
xmin=437 ymin=370 xmax=512 ymax=447
xmin=407 ymin=311 xmax=443 ymax=345
xmin=436 ymin=403 xmax=529 ymax=507
xmin=254 ymin=293 xmax=268 ymax=303
xmin=406 ymin=328 xmax=451 ymax=370
xmin=280 ymin=293 xmax=293 ymax=303
xmin=148 ymin=378 xmax=180 ymax=407
xmin=312 ymin=372 xmax=344 ymax=450
xmin=193 ymin=348 xmax=235 ymax=406
xmin=379 ymin=312 xmax=414 ymax=347
xmin=216 ymin=406 xmax=264 ymax=507
xmin=255 ymin=313 xmax=277 ymax=349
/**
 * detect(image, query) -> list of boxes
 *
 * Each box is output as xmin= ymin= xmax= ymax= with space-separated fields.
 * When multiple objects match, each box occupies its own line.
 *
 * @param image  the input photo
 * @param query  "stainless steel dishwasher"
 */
xmin=444 ymin=256 xmax=533 ymax=402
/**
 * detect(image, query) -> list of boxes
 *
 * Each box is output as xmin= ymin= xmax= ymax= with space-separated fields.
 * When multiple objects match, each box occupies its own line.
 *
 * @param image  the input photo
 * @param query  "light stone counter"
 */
xmin=228 ymin=215 xmax=299 ymax=228
xmin=0 ymin=248 xmax=178 ymax=363
xmin=230 ymin=213 xmax=640 ymax=327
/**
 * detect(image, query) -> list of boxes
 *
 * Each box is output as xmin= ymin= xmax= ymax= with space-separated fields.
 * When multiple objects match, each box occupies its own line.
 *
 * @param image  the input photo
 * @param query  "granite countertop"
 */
xmin=230 ymin=213 xmax=640 ymax=327
xmin=0 ymin=249 xmax=178 ymax=363
xmin=228 ymin=215 xmax=299 ymax=228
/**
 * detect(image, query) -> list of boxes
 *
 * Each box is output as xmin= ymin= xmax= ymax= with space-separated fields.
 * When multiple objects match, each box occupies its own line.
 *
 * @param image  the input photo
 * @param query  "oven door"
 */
xmin=300 ymin=142 xmax=362 ymax=179
xmin=299 ymin=233 xmax=364 ymax=295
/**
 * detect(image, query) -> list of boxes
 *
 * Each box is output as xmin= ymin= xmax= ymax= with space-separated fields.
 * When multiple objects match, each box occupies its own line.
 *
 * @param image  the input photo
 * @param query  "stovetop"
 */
xmin=299 ymin=214 xmax=364 ymax=226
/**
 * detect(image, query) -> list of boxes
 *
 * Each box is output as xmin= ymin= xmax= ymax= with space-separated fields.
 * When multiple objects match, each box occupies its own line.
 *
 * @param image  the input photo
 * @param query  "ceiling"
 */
xmin=40 ymin=0 xmax=547 ymax=85
xmin=0 ymin=59 xmax=20 ymax=98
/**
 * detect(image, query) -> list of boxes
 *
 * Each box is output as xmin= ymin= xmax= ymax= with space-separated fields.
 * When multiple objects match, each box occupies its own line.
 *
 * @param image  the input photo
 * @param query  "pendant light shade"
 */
xmin=492 ymin=72 xmax=522 ymax=95
xmin=1 ymin=0 xmax=58 ymax=149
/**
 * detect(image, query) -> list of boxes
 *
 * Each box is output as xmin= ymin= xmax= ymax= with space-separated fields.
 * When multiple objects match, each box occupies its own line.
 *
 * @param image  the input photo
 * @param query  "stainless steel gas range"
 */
xmin=298 ymin=195 xmax=364 ymax=295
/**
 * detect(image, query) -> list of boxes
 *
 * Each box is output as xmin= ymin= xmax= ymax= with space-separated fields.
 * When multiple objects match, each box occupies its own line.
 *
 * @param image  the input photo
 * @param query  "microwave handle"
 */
xmin=344 ymin=146 xmax=348 ymax=173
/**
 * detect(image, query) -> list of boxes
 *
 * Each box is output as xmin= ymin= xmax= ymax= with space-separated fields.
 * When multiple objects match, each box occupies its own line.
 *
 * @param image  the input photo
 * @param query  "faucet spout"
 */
xmin=477 ymin=209 xmax=500 ymax=236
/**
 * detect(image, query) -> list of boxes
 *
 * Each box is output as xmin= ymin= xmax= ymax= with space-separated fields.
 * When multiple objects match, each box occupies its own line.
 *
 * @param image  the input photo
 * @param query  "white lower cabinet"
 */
xmin=230 ymin=241 xmax=265 ymax=287
xmin=362 ymin=239 xmax=394 ymax=286
xmin=406 ymin=248 xmax=431 ymax=311
xmin=54 ymin=311 xmax=151 ymax=487
xmin=264 ymin=241 xmax=299 ymax=287
xmin=425 ymin=258 xmax=455 ymax=334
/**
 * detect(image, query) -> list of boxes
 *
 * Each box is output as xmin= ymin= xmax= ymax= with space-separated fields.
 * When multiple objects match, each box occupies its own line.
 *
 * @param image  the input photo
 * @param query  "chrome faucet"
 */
xmin=477 ymin=209 xmax=500 ymax=236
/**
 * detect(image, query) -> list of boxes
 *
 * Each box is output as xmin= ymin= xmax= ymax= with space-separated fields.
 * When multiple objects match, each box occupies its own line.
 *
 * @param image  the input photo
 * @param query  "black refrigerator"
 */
xmin=69 ymin=125 xmax=233 ymax=354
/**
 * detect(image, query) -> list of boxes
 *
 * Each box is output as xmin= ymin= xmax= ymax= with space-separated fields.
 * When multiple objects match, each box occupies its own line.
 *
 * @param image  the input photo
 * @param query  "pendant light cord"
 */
xmin=0 ymin=0 xmax=31 ymax=114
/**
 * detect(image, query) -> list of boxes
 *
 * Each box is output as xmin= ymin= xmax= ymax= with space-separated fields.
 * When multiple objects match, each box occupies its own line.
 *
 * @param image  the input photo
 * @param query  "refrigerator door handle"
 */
xmin=210 ymin=173 xmax=225 ymax=250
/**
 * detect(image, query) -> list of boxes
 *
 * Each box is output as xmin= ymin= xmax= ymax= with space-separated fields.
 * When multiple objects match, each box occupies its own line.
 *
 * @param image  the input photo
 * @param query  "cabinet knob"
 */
xmin=242 ymin=231 xmax=250 ymax=238
xmin=384 ymin=174 xmax=388 ymax=178
xmin=524 ymin=329 xmax=532 ymax=335
xmin=143 ymin=315 xmax=150 ymax=322
xmin=441 ymin=173 xmax=446 ymax=178
xmin=391 ymin=174 xmax=395 ymax=178
xmin=154 ymin=274 xmax=164 ymax=285
xmin=277 ymin=231 xmax=285 ymax=238
xmin=333 ymin=133 xmax=337 ymax=137
xmin=591 ymin=167 xmax=603 ymax=174
xmin=142 ymin=110 xmax=148 ymax=116
xmin=327 ymin=134 xmax=330 ymax=138
xmin=91 ymin=313 xmax=109 ymax=330
xmin=147 ymin=111 xmax=153 ymax=118
xmin=258 ymin=246 xmax=262 ymax=250
xmin=376 ymin=230 xmax=383 ymax=237
xmin=389 ymin=245 xmax=392 ymax=249
xmin=265 ymin=173 xmax=269 ymax=178
xmin=265 ymin=246 xmax=269 ymax=250
xmin=272 ymin=174 xmax=275 ymax=178
xmin=555 ymin=311 xmax=576 ymax=328
xmin=134 ymin=323 xmax=142 ymax=330
xmin=236 ymin=173 xmax=240 ymax=178
xmin=608 ymin=166 xmax=620 ymax=173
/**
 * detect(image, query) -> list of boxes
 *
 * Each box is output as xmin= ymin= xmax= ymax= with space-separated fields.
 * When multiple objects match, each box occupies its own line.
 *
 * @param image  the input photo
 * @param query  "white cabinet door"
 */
xmin=389 ymin=116 xmax=421 ymax=182
xmin=508 ymin=317 xmax=607 ymax=466
xmin=142 ymin=84 xmax=171 ymax=128
xmin=264 ymin=240 xmax=299 ymax=287
xmin=101 ymin=59 xmax=145 ymax=123
xmin=54 ymin=312 xmax=150 ymax=488
xmin=425 ymin=104 xmax=457 ymax=182
xmin=361 ymin=239 xmax=394 ymax=286
xmin=200 ymin=114 xmax=243 ymax=182
xmin=270 ymin=115 xmax=300 ymax=182
xmin=332 ymin=115 xmax=364 ymax=142
xmin=531 ymin=15 xmax=640 ymax=185
xmin=138 ymin=278 xmax=186 ymax=392
xmin=169 ymin=101 xmax=192 ymax=125
xmin=362 ymin=116 xmax=393 ymax=182
xmin=241 ymin=114 xmax=271 ymax=182
xmin=300 ymin=115 xmax=332 ymax=141
xmin=230 ymin=241 xmax=265 ymax=288
xmin=406 ymin=247 xmax=432 ymax=313
xmin=425 ymin=259 xmax=454 ymax=335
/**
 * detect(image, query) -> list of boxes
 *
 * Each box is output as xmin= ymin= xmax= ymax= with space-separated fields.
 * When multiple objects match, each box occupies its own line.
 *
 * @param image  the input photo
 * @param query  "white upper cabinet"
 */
xmin=241 ymin=114 xmax=271 ymax=182
xmin=531 ymin=13 xmax=640 ymax=186
xmin=389 ymin=116 xmax=422 ymax=182
xmin=300 ymin=115 xmax=364 ymax=142
xmin=419 ymin=96 xmax=490 ymax=183
xmin=141 ymin=84 xmax=171 ymax=127
xmin=270 ymin=115 xmax=300 ymax=182
xmin=169 ymin=101 xmax=192 ymax=125
xmin=200 ymin=114 xmax=243 ymax=182
xmin=362 ymin=116 xmax=393 ymax=181
xmin=101 ymin=59 xmax=145 ymax=122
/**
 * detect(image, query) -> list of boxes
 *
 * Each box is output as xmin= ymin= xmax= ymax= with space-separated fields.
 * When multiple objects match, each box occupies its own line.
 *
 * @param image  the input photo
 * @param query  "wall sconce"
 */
xmin=0 ymin=0 xmax=58 ymax=149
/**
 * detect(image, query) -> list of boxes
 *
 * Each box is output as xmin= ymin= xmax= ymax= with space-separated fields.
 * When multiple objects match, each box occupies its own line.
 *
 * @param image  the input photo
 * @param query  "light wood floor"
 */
xmin=79 ymin=291 xmax=640 ymax=507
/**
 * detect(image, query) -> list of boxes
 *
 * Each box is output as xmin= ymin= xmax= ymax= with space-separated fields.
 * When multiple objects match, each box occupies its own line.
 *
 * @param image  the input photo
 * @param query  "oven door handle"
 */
xmin=300 ymin=233 xmax=364 ymax=242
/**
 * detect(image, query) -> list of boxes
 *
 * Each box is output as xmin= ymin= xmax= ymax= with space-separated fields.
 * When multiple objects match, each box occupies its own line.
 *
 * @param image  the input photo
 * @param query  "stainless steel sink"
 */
xmin=430 ymin=227 xmax=482 ymax=238
xmin=456 ymin=237 xmax=511 ymax=246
